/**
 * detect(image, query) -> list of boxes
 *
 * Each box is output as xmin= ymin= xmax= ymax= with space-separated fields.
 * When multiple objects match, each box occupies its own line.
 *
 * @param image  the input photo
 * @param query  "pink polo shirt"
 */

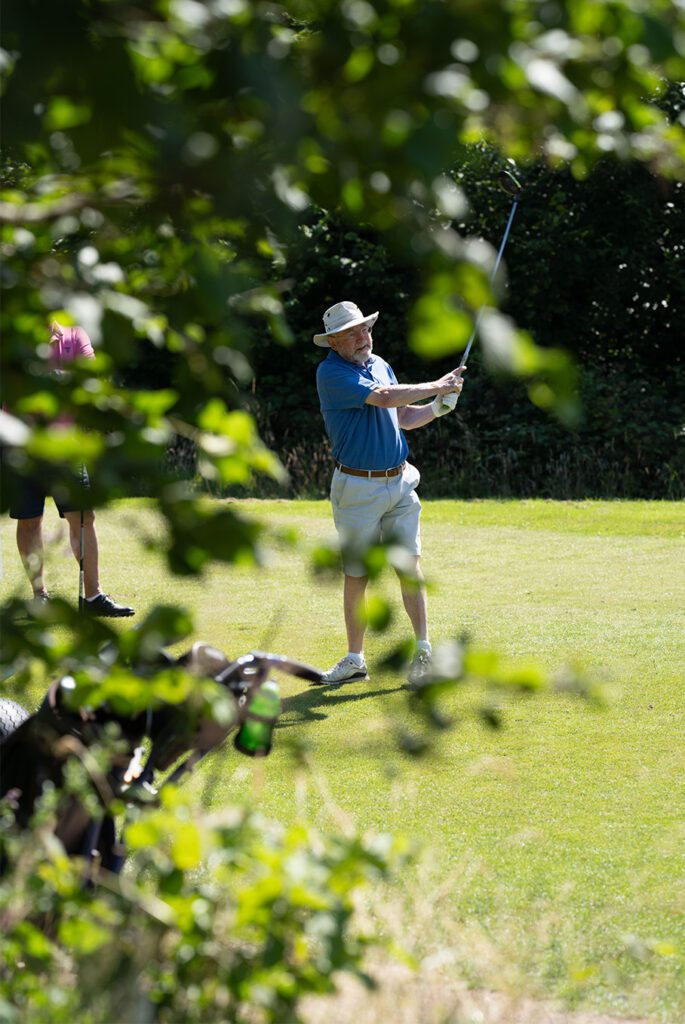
xmin=49 ymin=325 xmax=95 ymax=368
xmin=49 ymin=325 xmax=95 ymax=428
xmin=2 ymin=327 xmax=95 ymax=429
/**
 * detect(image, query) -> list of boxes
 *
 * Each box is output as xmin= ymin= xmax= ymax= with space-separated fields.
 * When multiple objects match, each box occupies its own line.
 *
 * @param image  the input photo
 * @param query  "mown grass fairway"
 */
xmin=1 ymin=499 xmax=683 ymax=1022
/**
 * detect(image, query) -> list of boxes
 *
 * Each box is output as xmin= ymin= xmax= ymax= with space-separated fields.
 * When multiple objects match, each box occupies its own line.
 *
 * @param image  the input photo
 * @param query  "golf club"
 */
xmin=78 ymin=464 xmax=85 ymax=613
xmin=460 ymin=168 xmax=523 ymax=365
xmin=439 ymin=167 xmax=523 ymax=411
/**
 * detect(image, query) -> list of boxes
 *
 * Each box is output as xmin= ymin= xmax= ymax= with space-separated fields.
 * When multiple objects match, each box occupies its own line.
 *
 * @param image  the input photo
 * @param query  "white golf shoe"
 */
xmin=320 ymin=655 xmax=368 ymax=685
xmin=406 ymin=648 xmax=432 ymax=689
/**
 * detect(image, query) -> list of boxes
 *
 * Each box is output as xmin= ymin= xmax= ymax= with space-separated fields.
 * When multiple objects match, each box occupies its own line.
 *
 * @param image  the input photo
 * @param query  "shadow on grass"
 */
xmin=279 ymin=680 xmax=406 ymax=726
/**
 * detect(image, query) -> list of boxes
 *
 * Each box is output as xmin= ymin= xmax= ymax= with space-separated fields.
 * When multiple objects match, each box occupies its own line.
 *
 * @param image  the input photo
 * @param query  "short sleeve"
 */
xmin=317 ymin=361 xmax=377 ymax=411
xmin=73 ymin=327 xmax=95 ymax=359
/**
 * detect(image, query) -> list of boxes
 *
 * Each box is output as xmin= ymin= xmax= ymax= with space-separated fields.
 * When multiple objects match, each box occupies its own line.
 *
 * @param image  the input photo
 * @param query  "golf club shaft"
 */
xmin=460 ymin=196 xmax=519 ymax=366
xmin=79 ymin=466 xmax=85 ymax=612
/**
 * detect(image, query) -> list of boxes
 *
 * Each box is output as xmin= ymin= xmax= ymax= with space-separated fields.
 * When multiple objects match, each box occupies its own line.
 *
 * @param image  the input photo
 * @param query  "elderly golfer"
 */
xmin=314 ymin=300 xmax=464 ymax=686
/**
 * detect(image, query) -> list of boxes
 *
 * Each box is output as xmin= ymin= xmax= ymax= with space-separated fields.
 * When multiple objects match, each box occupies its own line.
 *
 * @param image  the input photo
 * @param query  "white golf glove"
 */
xmin=431 ymin=392 xmax=459 ymax=417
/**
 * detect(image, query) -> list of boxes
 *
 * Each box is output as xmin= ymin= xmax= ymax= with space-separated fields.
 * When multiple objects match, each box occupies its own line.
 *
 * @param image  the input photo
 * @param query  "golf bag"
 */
xmin=0 ymin=645 xmax=323 ymax=877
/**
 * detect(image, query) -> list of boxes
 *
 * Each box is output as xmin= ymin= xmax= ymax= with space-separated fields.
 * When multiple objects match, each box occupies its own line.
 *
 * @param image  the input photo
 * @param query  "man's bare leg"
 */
xmin=398 ymin=556 xmax=428 ymax=642
xmin=64 ymin=510 xmax=100 ymax=599
xmin=318 ymin=573 xmax=370 ymax=682
xmin=399 ymin=556 xmax=433 ymax=686
xmin=16 ymin=516 xmax=47 ymax=595
xmin=343 ymin=573 xmax=368 ymax=653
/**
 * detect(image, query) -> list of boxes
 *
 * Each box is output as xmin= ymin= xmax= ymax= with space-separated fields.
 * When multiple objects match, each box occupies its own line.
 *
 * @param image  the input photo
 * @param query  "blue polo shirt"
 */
xmin=316 ymin=351 xmax=409 ymax=471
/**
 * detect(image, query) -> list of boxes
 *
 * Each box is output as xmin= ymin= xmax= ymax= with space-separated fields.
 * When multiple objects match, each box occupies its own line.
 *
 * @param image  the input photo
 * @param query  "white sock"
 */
xmin=416 ymin=640 xmax=432 ymax=654
xmin=86 ymin=592 xmax=103 ymax=602
xmin=347 ymin=651 xmax=364 ymax=666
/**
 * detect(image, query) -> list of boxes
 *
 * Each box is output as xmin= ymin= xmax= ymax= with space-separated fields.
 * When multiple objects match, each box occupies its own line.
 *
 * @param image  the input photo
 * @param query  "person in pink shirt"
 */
xmin=8 ymin=321 xmax=134 ymax=617
xmin=48 ymin=320 xmax=94 ymax=366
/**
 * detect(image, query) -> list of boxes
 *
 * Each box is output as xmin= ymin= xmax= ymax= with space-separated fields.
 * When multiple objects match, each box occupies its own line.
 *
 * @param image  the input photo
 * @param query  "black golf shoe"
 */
xmin=83 ymin=593 xmax=135 ymax=618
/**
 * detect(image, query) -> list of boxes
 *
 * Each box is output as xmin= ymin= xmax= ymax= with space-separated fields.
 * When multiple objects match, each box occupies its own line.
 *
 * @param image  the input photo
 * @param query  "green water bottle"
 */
xmin=234 ymin=680 xmax=281 ymax=757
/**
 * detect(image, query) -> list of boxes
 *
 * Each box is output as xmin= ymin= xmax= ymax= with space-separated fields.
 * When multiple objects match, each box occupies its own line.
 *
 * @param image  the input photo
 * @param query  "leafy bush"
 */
xmin=0 ymin=787 xmax=405 ymax=1024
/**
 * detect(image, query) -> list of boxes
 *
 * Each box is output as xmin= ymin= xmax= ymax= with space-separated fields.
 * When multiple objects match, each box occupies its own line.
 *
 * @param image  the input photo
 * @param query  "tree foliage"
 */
xmin=2 ymin=1 xmax=683 ymax=519
xmin=1 ymin=1 xmax=684 ymax=1018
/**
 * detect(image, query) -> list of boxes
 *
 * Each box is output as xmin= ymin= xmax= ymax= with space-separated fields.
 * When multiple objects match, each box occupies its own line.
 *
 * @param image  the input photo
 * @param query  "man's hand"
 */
xmin=433 ymin=365 xmax=466 ymax=396
xmin=431 ymin=365 xmax=466 ymax=416
xmin=431 ymin=392 xmax=459 ymax=417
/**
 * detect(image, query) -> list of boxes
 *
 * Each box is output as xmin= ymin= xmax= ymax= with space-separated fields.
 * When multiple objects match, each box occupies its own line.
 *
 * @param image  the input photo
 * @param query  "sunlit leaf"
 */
xmin=360 ymin=595 xmax=393 ymax=631
xmin=171 ymin=822 xmax=202 ymax=870
xmin=410 ymin=273 xmax=472 ymax=358
xmin=44 ymin=96 xmax=91 ymax=130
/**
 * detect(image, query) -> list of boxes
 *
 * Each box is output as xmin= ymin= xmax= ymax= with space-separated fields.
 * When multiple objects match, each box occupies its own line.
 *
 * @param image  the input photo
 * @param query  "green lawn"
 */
xmin=2 ymin=498 xmax=684 ymax=1021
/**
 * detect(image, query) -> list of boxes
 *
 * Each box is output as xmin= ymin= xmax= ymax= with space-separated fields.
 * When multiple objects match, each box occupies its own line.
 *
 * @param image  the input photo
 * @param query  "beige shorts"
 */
xmin=330 ymin=462 xmax=422 ymax=577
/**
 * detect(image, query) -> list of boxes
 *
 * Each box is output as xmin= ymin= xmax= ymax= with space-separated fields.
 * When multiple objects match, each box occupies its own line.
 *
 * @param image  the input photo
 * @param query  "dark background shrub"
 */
xmin=116 ymin=157 xmax=684 ymax=500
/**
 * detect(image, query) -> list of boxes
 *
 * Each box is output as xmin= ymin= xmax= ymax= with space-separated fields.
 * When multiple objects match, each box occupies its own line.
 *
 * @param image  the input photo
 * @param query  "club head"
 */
xmin=497 ymin=168 xmax=523 ymax=198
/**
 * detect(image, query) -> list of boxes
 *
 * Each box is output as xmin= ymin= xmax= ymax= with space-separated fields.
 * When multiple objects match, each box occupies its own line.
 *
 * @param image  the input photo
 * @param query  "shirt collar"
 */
xmin=329 ymin=350 xmax=375 ymax=371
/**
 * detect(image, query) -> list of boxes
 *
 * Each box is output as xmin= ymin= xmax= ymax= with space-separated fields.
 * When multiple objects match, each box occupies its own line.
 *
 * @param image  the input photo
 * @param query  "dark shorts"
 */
xmin=8 ymin=466 xmax=91 ymax=520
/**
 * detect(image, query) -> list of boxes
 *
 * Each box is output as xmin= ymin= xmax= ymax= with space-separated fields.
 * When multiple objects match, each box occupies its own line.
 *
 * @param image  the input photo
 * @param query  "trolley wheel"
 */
xmin=0 ymin=698 xmax=30 ymax=740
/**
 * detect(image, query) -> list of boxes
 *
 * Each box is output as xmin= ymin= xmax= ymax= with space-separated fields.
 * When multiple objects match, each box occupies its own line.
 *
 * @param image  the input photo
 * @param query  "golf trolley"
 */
xmin=0 ymin=645 xmax=323 ymax=879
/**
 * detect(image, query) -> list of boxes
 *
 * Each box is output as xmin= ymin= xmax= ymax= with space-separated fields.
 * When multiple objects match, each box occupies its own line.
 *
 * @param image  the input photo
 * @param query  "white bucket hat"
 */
xmin=313 ymin=301 xmax=379 ymax=347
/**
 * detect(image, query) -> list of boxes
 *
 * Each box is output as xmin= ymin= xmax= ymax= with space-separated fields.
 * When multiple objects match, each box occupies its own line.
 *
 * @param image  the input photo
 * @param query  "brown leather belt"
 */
xmin=335 ymin=461 xmax=405 ymax=479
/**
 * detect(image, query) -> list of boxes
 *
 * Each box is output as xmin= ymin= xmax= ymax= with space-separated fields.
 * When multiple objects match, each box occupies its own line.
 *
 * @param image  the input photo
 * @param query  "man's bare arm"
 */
xmin=397 ymin=403 xmax=440 ymax=430
xmin=365 ymin=367 xmax=465 ymax=409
